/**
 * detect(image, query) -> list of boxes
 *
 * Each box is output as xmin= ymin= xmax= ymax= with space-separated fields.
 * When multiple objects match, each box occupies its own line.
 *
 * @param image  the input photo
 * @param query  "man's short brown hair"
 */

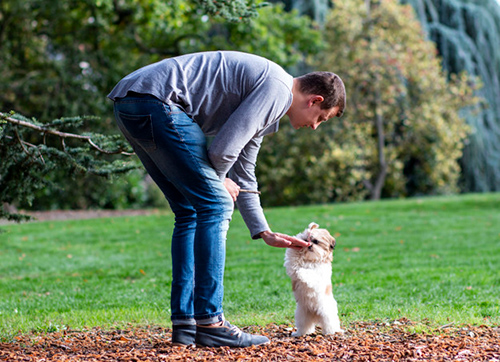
xmin=297 ymin=72 xmax=346 ymax=117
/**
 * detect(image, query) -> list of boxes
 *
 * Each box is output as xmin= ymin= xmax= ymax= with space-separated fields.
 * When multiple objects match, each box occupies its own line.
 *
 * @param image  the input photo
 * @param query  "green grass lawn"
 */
xmin=0 ymin=193 xmax=499 ymax=340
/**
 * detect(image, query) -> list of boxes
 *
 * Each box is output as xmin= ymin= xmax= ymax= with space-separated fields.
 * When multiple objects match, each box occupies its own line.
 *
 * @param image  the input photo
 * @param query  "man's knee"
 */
xmin=196 ymin=193 xmax=234 ymax=220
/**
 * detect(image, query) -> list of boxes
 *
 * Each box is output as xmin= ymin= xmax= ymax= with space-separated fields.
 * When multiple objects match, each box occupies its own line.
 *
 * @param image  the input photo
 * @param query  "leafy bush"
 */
xmin=258 ymin=118 xmax=370 ymax=206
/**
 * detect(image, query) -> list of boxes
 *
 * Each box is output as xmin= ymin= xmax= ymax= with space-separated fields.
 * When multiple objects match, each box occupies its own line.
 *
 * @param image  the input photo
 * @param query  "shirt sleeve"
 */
xmin=207 ymin=77 xmax=291 ymax=180
xmin=228 ymin=136 xmax=269 ymax=239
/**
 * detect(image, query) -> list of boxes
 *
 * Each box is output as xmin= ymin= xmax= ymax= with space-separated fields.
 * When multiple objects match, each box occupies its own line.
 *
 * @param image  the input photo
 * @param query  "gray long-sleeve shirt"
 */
xmin=108 ymin=51 xmax=294 ymax=238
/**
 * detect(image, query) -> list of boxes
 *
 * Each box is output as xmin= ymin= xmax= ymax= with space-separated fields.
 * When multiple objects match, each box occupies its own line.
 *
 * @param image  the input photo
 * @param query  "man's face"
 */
xmin=290 ymin=104 xmax=340 ymax=130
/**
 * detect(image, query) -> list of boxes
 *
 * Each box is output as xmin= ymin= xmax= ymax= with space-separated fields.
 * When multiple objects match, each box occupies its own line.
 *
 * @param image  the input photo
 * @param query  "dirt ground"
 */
xmin=0 ymin=209 xmax=162 ymax=225
xmin=1 ymin=321 xmax=499 ymax=361
xmin=17 ymin=209 xmax=162 ymax=221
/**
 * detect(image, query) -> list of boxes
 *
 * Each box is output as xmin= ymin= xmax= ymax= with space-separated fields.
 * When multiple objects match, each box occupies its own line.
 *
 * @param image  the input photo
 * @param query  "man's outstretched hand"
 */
xmin=259 ymin=230 xmax=311 ymax=250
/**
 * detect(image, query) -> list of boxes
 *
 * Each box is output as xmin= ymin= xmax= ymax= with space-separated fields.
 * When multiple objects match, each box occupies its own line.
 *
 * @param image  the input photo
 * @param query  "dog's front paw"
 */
xmin=291 ymin=331 xmax=303 ymax=337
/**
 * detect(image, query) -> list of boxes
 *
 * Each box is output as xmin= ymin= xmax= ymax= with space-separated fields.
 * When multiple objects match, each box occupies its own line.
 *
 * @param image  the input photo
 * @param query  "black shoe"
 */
xmin=172 ymin=324 xmax=196 ymax=346
xmin=195 ymin=321 xmax=270 ymax=348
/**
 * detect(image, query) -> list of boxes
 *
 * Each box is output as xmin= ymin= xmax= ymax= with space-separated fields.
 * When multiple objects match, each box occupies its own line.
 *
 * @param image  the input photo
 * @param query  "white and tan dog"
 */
xmin=284 ymin=222 xmax=343 ymax=336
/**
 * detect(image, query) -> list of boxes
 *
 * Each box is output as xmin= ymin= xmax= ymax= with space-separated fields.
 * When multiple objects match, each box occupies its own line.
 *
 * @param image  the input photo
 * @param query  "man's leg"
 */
xmin=113 ymin=96 xmax=231 ymax=323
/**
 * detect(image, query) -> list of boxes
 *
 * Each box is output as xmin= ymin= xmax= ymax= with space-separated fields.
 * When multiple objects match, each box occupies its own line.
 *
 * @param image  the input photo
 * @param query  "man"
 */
xmin=108 ymin=51 xmax=345 ymax=348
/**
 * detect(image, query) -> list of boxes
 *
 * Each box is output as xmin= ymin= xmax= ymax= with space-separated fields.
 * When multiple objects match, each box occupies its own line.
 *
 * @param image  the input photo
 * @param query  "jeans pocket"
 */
xmin=117 ymin=111 xmax=157 ymax=150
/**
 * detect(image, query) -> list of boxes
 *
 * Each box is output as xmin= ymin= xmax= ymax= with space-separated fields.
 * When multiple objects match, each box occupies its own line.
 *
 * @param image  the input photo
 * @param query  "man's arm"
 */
xmin=228 ymin=137 xmax=310 ymax=250
xmin=228 ymin=136 xmax=269 ymax=239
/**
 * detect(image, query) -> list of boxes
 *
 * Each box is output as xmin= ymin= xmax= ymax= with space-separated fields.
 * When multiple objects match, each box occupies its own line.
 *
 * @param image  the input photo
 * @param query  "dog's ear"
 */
xmin=330 ymin=235 xmax=336 ymax=250
xmin=308 ymin=222 xmax=319 ymax=230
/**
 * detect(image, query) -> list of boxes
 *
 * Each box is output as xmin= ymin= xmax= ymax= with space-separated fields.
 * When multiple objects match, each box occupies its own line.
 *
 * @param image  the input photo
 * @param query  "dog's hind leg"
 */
xmin=292 ymin=305 xmax=316 ymax=336
xmin=318 ymin=298 xmax=344 ymax=334
xmin=319 ymin=314 xmax=343 ymax=334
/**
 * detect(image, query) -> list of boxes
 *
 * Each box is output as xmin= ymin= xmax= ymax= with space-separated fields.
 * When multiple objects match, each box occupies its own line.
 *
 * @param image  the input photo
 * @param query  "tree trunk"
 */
xmin=371 ymin=99 xmax=388 ymax=200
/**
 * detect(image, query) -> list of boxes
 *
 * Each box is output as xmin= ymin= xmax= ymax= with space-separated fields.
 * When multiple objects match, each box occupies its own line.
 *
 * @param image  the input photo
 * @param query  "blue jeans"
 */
xmin=113 ymin=94 xmax=234 ymax=325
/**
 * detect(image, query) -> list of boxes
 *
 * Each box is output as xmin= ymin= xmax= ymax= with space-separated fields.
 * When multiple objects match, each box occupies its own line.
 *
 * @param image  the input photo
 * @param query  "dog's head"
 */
xmin=295 ymin=222 xmax=336 ymax=263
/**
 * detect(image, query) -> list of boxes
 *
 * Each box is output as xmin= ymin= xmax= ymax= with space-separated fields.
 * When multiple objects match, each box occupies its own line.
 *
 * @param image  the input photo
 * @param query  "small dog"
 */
xmin=284 ymin=222 xmax=343 ymax=336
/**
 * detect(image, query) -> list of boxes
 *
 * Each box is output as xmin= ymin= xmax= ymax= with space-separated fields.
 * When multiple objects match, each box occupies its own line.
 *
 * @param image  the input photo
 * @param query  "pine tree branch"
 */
xmin=1 ymin=112 xmax=134 ymax=156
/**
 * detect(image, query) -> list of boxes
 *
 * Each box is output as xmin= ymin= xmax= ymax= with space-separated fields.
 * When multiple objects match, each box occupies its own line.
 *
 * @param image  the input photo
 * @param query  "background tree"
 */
xmin=0 ymin=0 xmax=323 ymax=213
xmin=401 ymin=0 xmax=500 ymax=193
xmin=257 ymin=0 xmax=479 ymax=205
xmin=277 ymin=0 xmax=500 ymax=194
xmin=269 ymin=0 xmax=331 ymax=26
xmin=0 ymin=0 xmax=321 ymax=120
xmin=2 ymin=0 xmax=488 ymax=216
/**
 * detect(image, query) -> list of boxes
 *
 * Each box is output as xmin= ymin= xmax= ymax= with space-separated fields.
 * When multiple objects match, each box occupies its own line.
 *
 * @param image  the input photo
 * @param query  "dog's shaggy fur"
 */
xmin=284 ymin=222 xmax=343 ymax=336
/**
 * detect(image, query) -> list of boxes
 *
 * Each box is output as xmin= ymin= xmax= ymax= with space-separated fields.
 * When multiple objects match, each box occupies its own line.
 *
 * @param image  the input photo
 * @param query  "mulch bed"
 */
xmin=2 ymin=321 xmax=499 ymax=361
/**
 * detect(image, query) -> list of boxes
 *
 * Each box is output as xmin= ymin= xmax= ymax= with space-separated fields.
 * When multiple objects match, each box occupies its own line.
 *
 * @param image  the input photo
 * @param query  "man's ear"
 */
xmin=308 ymin=95 xmax=324 ymax=107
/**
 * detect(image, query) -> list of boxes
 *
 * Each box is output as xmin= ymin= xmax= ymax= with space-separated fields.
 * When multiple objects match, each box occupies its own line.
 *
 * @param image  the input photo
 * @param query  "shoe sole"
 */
xmin=172 ymin=341 xmax=195 ymax=347
xmin=195 ymin=340 xmax=270 ymax=348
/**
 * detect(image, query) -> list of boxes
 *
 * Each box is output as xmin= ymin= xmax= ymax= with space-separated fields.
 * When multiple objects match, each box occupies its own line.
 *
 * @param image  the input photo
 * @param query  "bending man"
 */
xmin=108 ymin=51 xmax=346 ymax=348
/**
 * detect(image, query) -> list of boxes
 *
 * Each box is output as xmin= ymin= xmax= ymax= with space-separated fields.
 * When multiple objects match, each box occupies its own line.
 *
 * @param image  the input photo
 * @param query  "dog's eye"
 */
xmin=311 ymin=239 xmax=319 ymax=245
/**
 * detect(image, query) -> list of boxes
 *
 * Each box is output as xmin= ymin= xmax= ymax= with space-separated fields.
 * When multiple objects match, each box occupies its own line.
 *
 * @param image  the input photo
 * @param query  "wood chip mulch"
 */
xmin=1 ymin=320 xmax=499 ymax=361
